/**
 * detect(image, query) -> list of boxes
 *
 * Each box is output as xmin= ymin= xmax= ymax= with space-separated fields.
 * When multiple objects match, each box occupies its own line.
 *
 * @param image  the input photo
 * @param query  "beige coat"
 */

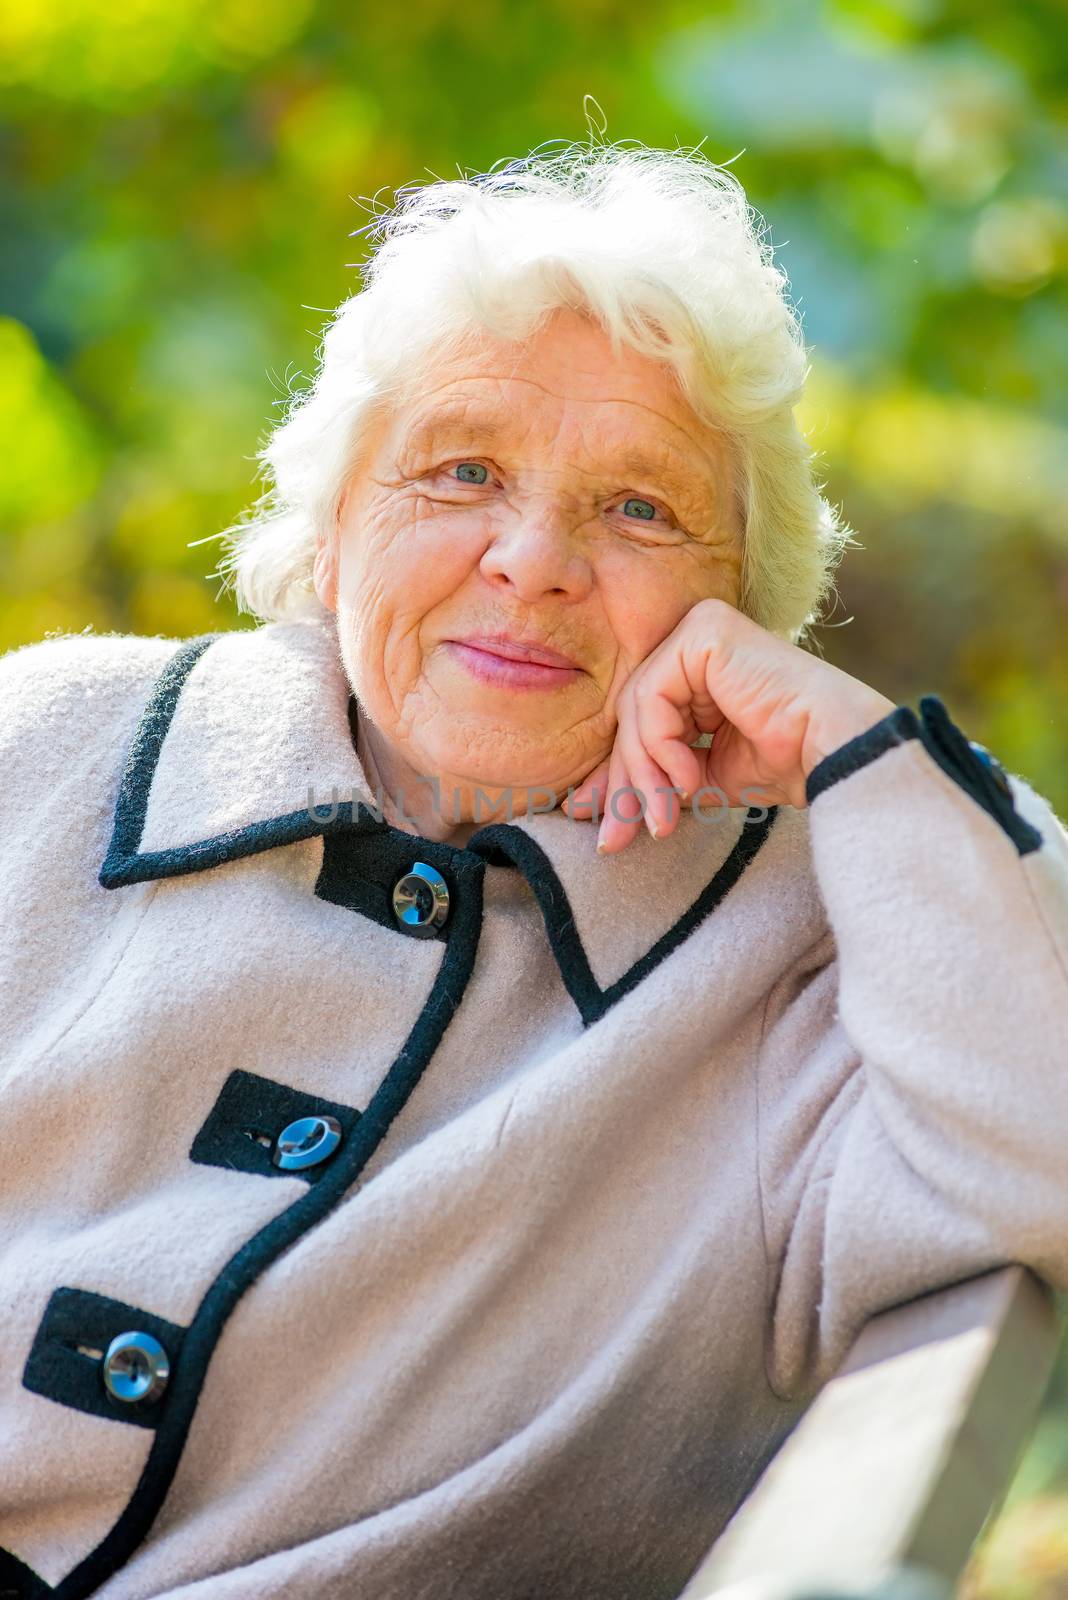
xmin=1 ymin=615 xmax=1066 ymax=1600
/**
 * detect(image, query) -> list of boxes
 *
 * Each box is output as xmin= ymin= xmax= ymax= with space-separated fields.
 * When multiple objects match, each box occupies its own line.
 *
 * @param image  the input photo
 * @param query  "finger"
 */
xmin=596 ymin=738 xmax=644 ymax=854
xmin=686 ymin=743 xmax=733 ymax=820
xmin=631 ymin=687 xmax=704 ymax=806
xmin=615 ymin=694 xmax=681 ymax=840
xmin=631 ymin=630 xmax=728 ymax=796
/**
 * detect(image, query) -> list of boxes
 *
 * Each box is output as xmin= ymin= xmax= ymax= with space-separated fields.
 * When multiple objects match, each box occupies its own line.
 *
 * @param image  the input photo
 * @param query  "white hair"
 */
xmin=209 ymin=138 xmax=857 ymax=645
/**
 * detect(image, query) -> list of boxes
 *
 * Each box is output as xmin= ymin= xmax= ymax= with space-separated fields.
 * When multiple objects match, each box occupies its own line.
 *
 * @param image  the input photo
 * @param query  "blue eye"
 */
xmin=453 ymin=462 xmax=489 ymax=484
xmin=622 ymin=497 xmax=658 ymax=521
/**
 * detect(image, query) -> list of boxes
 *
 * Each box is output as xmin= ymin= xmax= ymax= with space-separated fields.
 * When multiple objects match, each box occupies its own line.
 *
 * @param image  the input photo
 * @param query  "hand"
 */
xmin=561 ymin=598 xmax=897 ymax=854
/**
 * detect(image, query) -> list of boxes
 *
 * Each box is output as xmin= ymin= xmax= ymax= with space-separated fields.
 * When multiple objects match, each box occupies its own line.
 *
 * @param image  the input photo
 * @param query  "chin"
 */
xmin=431 ymin=727 xmax=562 ymax=796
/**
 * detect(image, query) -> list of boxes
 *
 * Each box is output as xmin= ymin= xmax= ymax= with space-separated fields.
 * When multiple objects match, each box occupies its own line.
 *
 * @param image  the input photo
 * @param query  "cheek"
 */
xmin=343 ymin=494 xmax=486 ymax=597
xmin=335 ymin=497 xmax=486 ymax=680
xmin=597 ymin=547 xmax=708 ymax=672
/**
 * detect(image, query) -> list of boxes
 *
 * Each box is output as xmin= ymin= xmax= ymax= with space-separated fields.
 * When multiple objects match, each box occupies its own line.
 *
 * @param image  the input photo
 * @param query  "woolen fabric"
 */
xmin=1 ymin=615 xmax=1066 ymax=1600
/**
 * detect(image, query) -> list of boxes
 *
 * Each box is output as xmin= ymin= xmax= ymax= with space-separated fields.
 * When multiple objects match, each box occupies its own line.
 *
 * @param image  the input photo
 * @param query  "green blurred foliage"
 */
xmin=1 ymin=0 xmax=1067 ymax=1589
xmin=1 ymin=0 xmax=1065 ymax=804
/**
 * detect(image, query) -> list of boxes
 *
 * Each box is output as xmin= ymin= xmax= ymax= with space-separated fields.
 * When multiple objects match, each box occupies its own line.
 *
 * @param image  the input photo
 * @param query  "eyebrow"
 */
xmin=400 ymin=411 xmax=508 ymax=456
xmin=399 ymin=408 xmax=715 ymax=502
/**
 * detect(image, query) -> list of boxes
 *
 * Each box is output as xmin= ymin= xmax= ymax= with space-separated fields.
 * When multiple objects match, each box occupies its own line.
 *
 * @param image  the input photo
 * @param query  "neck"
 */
xmin=351 ymin=701 xmax=533 ymax=847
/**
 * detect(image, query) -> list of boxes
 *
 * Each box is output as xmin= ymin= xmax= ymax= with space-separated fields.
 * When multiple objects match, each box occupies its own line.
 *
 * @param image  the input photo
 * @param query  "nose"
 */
xmin=478 ymin=502 xmax=593 ymax=603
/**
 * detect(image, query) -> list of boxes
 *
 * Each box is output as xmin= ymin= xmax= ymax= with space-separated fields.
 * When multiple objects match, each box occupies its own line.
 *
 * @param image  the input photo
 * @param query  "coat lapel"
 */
xmin=99 ymin=619 xmax=779 ymax=1023
xmin=468 ymin=805 xmax=777 ymax=1022
xmin=100 ymin=620 xmax=372 ymax=884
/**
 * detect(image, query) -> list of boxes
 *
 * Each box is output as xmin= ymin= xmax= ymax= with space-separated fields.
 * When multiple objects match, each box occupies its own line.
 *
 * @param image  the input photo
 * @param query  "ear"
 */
xmin=312 ymin=531 xmax=339 ymax=613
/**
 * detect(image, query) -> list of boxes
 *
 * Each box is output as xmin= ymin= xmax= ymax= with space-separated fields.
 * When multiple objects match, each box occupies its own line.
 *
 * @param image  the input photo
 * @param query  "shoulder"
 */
xmin=0 ymin=630 xmax=204 ymax=797
xmin=0 ymin=628 xmax=185 ymax=735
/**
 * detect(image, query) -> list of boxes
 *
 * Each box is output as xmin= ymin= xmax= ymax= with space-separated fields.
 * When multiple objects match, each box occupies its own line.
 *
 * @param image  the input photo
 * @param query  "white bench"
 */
xmin=683 ymin=1265 xmax=1065 ymax=1600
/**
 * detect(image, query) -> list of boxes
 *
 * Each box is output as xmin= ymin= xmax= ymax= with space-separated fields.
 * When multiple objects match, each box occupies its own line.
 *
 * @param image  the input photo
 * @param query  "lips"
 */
xmin=443 ymin=638 xmax=582 ymax=692
xmin=452 ymin=634 xmax=579 ymax=669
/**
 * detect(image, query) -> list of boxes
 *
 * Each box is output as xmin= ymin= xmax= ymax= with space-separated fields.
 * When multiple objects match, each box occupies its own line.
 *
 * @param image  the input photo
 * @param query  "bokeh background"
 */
xmin=2 ymin=0 xmax=1066 ymax=1589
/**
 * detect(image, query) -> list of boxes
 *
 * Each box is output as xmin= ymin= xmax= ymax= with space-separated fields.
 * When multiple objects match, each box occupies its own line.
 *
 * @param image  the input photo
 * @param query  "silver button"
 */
xmin=391 ymin=861 xmax=451 ymax=936
xmin=272 ymin=1115 xmax=343 ymax=1172
xmin=102 ymin=1332 xmax=170 ymax=1405
xmin=969 ymin=741 xmax=1012 ymax=800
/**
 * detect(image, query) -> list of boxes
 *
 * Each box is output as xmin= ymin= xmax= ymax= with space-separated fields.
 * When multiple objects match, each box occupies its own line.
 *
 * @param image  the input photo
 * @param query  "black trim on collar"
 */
xmin=96 ymin=642 xmax=518 ymax=894
xmin=97 ymin=633 xmax=385 ymax=890
xmin=805 ymin=694 xmax=1043 ymax=858
xmin=22 ymin=1288 xmax=187 ymax=1431
xmin=51 ymin=852 xmax=488 ymax=1600
xmin=465 ymin=806 xmax=780 ymax=1026
xmin=98 ymin=635 xmax=782 ymax=1011
xmin=0 ymin=1546 xmax=51 ymax=1599
xmin=189 ymin=1070 xmax=363 ymax=1184
xmin=100 ymin=633 xmax=222 ymax=888
xmin=70 ymin=634 xmax=787 ymax=1594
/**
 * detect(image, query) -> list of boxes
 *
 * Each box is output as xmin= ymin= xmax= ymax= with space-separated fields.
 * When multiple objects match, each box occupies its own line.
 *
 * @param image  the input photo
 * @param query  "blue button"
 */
xmin=272 ymin=1115 xmax=343 ymax=1172
xmin=102 ymin=1332 xmax=170 ymax=1405
xmin=391 ymin=862 xmax=451 ymax=937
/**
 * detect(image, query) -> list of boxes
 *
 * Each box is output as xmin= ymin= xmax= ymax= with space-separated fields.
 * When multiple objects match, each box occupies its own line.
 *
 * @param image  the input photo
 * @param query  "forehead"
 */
xmin=391 ymin=313 xmax=733 ymax=495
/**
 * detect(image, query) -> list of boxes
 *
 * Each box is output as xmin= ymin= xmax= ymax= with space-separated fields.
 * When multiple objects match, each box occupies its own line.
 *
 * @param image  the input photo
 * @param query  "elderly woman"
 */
xmin=1 ymin=142 xmax=1066 ymax=1600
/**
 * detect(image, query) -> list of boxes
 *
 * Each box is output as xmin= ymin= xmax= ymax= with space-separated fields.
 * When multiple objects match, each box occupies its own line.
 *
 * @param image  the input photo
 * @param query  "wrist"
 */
xmin=803 ymin=693 xmax=898 ymax=780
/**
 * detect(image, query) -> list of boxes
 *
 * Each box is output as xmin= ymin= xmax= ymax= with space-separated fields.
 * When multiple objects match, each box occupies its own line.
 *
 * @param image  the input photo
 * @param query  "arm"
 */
xmin=758 ymin=695 xmax=1068 ymax=1401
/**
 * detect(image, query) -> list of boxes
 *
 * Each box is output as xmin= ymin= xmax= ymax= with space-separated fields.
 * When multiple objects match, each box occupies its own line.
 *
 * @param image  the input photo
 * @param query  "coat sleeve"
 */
xmin=756 ymin=693 xmax=1068 ymax=1402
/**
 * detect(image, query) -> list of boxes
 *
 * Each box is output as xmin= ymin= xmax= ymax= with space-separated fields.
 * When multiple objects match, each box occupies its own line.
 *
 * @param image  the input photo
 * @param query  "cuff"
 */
xmin=805 ymin=694 xmax=1044 ymax=858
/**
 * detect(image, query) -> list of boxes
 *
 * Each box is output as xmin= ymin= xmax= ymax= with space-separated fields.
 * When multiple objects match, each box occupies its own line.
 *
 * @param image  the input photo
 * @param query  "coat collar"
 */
xmin=99 ymin=619 xmax=780 ymax=1024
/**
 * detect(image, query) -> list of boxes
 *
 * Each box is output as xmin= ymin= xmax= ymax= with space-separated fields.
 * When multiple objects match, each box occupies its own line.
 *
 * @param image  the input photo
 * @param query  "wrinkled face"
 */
xmin=313 ymin=306 xmax=744 ymax=796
